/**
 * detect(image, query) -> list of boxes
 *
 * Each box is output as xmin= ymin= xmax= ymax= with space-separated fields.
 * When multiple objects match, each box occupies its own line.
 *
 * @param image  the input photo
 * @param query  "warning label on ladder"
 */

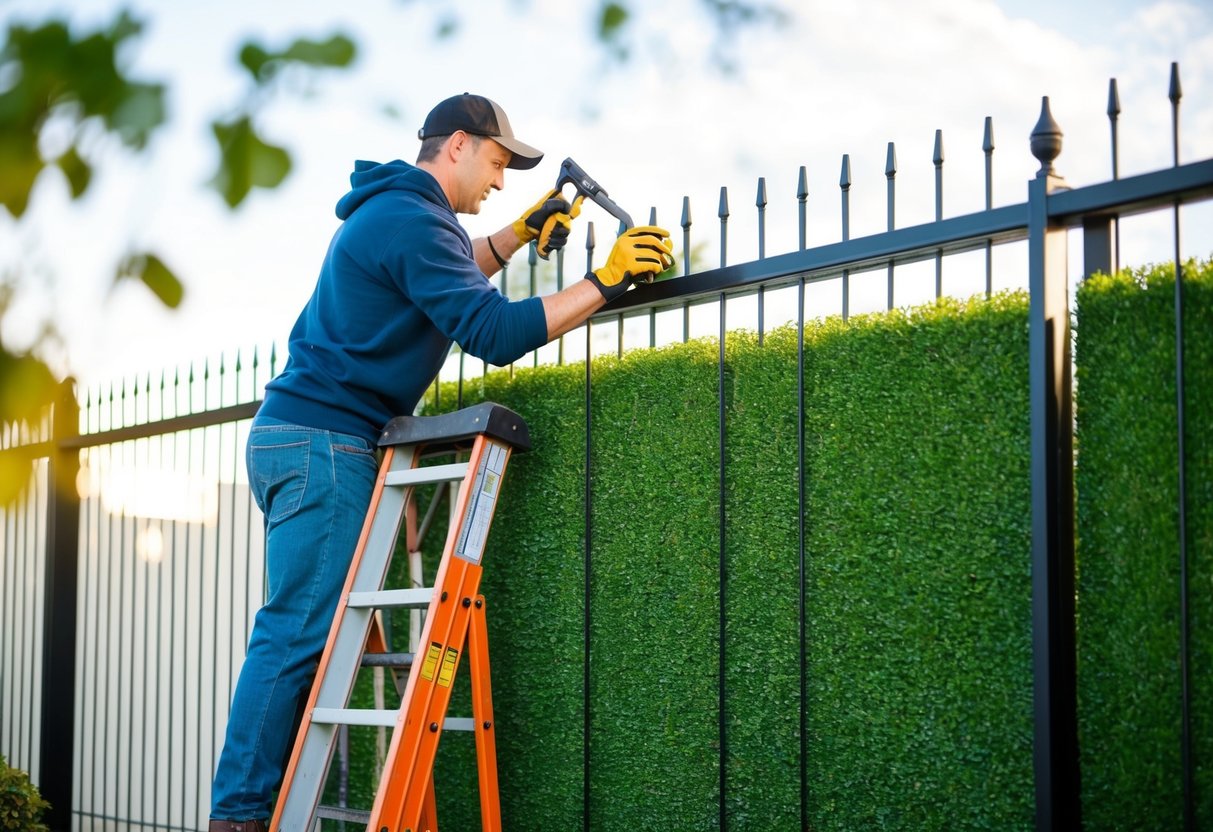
xmin=437 ymin=647 xmax=459 ymax=687
xmin=455 ymin=442 xmax=506 ymax=565
xmin=420 ymin=642 xmax=443 ymax=682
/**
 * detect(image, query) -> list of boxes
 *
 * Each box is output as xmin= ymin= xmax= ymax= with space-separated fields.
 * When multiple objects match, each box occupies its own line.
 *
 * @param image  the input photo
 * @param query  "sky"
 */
xmin=2 ymin=0 xmax=1211 ymax=397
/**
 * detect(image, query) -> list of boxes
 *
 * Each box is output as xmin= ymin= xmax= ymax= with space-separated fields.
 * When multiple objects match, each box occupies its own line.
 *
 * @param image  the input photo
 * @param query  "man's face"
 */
xmin=453 ymin=135 xmax=511 ymax=214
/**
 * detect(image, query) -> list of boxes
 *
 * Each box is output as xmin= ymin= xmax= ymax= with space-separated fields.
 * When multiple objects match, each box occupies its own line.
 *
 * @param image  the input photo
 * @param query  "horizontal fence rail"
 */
xmin=1 ymin=62 xmax=1209 ymax=832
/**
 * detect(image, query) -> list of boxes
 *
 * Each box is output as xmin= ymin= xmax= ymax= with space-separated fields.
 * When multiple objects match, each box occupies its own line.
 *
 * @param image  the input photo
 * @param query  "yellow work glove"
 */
xmin=585 ymin=225 xmax=675 ymax=302
xmin=512 ymin=189 xmax=584 ymax=258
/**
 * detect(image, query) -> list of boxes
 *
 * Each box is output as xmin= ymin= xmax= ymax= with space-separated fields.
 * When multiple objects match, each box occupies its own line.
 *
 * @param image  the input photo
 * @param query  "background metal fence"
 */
xmin=2 ymin=63 xmax=1211 ymax=831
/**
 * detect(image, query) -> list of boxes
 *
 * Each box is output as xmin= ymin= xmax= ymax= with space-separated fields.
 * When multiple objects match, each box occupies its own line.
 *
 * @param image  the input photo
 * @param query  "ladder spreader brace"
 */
xmin=269 ymin=403 xmax=531 ymax=832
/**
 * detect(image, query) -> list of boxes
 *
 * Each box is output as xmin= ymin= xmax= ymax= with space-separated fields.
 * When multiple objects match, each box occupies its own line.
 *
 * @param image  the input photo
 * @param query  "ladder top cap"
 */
xmin=379 ymin=402 xmax=531 ymax=452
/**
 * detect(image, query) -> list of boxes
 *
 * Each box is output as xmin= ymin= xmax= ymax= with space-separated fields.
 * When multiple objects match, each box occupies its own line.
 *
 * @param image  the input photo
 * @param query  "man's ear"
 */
xmin=447 ymin=130 xmax=469 ymax=162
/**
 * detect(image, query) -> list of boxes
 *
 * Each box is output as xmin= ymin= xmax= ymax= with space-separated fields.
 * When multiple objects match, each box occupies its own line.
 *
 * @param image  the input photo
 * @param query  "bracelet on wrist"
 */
xmin=486 ymin=235 xmax=509 ymax=268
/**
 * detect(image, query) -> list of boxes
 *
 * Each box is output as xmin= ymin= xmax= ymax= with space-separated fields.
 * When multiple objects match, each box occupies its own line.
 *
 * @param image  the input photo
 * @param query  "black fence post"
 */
xmin=41 ymin=378 xmax=80 ymax=831
xmin=1026 ymin=97 xmax=1081 ymax=831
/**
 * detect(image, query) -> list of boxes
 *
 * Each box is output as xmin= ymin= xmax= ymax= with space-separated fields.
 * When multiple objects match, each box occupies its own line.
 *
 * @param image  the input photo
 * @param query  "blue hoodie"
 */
xmin=258 ymin=160 xmax=548 ymax=442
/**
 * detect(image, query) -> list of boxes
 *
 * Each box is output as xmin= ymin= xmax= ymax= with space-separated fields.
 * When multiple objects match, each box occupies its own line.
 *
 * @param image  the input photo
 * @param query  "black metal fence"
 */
xmin=2 ymin=64 xmax=1211 ymax=831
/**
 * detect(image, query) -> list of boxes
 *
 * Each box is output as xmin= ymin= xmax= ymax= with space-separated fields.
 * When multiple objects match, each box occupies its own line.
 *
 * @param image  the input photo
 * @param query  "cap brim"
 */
xmin=492 ymin=136 xmax=543 ymax=170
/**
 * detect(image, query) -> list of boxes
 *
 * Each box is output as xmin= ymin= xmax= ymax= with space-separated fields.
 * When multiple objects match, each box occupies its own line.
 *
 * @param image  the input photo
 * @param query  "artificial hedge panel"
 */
xmin=586 ymin=342 xmax=723 ymax=831
xmin=723 ymin=327 xmax=802 ymax=831
xmin=403 ymin=366 xmax=590 ymax=831
xmin=335 ymin=289 xmax=1040 ymax=828
xmin=470 ymin=365 xmax=589 ymax=831
xmin=801 ymin=295 xmax=1035 ymax=830
xmin=1075 ymin=257 xmax=1213 ymax=830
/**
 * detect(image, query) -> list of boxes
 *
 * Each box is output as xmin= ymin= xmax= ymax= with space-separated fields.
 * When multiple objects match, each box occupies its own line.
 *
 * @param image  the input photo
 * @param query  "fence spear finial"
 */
xmin=681 ymin=196 xmax=692 ymax=277
xmin=1107 ymin=79 xmax=1121 ymax=180
xmin=756 ymin=177 xmax=767 ymax=260
xmin=983 ymin=117 xmax=995 ymax=209
xmin=797 ymin=165 xmax=808 ymax=251
xmin=718 ymin=186 xmax=729 ymax=267
xmin=886 ymin=142 xmax=897 ymax=232
xmin=1169 ymin=62 xmax=1182 ymax=167
xmin=1030 ymin=96 xmax=1063 ymax=178
xmin=839 ymin=155 xmax=851 ymax=242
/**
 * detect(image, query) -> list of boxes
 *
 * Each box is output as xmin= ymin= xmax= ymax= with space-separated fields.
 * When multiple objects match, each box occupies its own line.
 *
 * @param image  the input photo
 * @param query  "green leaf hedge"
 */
xmin=323 ymin=260 xmax=1210 ymax=830
xmin=1075 ymin=256 xmax=1213 ymax=830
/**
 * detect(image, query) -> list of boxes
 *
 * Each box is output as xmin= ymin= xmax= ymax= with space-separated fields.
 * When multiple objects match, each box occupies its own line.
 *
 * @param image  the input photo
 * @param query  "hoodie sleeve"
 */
xmin=383 ymin=211 xmax=549 ymax=367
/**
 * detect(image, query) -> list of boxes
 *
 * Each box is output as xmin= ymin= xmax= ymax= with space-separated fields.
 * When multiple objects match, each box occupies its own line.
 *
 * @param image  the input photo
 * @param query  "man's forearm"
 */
xmin=541 ymin=278 xmax=606 ymax=340
xmin=472 ymin=227 xmax=523 ymax=277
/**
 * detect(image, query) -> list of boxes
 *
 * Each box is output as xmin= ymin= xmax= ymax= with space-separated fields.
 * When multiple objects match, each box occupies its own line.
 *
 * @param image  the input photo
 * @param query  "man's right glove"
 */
xmin=586 ymin=225 xmax=675 ymax=302
xmin=514 ymin=190 xmax=584 ymax=258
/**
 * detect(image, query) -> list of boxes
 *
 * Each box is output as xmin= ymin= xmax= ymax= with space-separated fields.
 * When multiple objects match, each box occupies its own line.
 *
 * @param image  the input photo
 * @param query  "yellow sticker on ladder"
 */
xmin=437 ymin=647 xmax=459 ymax=688
xmin=420 ymin=642 xmax=442 ymax=682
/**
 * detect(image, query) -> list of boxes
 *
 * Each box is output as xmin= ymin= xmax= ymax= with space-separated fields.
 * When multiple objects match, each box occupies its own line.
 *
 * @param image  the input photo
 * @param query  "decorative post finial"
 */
xmin=1030 ymin=95 xmax=1063 ymax=179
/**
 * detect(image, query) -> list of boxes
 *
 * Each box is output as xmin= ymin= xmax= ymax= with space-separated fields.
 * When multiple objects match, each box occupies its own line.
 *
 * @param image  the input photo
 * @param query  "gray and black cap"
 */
xmin=417 ymin=93 xmax=543 ymax=170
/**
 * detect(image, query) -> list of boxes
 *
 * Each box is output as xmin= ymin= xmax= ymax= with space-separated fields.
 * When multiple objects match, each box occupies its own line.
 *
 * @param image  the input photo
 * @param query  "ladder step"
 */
xmin=384 ymin=462 xmax=469 ymax=488
xmin=315 ymin=805 xmax=371 ymax=824
xmin=347 ymin=588 xmax=432 ymax=609
xmin=309 ymin=707 xmax=476 ymax=732
xmin=311 ymin=708 xmax=398 ymax=728
xmin=361 ymin=651 xmax=414 ymax=669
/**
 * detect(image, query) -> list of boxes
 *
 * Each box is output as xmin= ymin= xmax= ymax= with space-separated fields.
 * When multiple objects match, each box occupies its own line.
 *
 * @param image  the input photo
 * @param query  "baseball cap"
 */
xmin=417 ymin=93 xmax=543 ymax=170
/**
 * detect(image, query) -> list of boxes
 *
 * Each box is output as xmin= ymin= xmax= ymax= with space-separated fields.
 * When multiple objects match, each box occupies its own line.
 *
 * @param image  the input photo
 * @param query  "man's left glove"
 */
xmin=513 ymin=189 xmax=585 ymax=258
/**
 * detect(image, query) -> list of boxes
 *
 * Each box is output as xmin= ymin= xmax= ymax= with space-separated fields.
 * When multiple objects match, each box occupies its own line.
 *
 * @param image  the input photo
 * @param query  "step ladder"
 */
xmin=269 ymin=402 xmax=531 ymax=832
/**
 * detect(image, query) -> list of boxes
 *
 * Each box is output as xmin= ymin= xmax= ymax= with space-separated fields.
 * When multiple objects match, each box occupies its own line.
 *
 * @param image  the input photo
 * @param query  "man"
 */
xmin=208 ymin=93 xmax=674 ymax=829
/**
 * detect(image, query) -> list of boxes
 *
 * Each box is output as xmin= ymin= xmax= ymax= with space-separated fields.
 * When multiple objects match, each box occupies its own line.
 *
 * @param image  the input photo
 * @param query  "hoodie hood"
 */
xmin=335 ymin=159 xmax=450 ymax=220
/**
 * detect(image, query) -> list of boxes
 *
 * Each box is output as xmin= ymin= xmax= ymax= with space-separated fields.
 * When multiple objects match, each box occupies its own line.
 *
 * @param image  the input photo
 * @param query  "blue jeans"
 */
xmin=211 ymin=419 xmax=379 ymax=820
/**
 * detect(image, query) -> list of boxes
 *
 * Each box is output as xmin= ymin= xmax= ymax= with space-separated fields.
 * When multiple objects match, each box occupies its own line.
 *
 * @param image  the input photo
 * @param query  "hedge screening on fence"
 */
xmin=309 ymin=258 xmax=1213 ymax=827
xmin=322 ymin=265 xmax=1213 ymax=829
xmin=329 ymin=288 xmax=1034 ymax=831
xmin=321 ymin=262 xmax=1213 ymax=828
xmin=1075 ymin=257 xmax=1213 ymax=830
xmin=802 ymin=295 xmax=1035 ymax=830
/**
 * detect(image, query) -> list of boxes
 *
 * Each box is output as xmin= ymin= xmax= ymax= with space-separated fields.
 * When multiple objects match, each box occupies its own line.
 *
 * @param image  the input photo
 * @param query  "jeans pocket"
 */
xmin=247 ymin=434 xmax=311 ymax=524
xmin=333 ymin=441 xmax=377 ymax=469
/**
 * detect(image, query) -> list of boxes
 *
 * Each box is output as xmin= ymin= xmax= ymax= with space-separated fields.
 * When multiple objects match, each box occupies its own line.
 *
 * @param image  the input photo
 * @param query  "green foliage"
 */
xmin=116 ymin=252 xmax=184 ymax=309
xmin=443 ymin=365 xmax=591 ymax=830
xmin=0 ymin=352 xmax=59 ymax=504
xmin=0 ymin=757 xmax=50 ymax=832
xmin=723 ymin=327 xmax=801 ymax=829
xmin=334 ymin=276 xmax=1213 ymax=825
xmin=0 ymin=12 xmax=165 ymax=218
xmin=238 ymin=34 xmax=356 ymax=82
xmin=1074 ymin=256 xmax=1213 ymax=830
xmin=0 ymin=12 xmax=355 ymax=499
xmin=598 ymin=2 xmax=631 ymax=61
xmin=587 ymin=340 xmax=723 ymax=830
xmin=367 ymin=290 xmax=1037 ymax=829
xmin=209 ymin=116 xmax=293 ymax=209
xmin=801 ymin=294 xmax=1034 ymax=830
xmin=0 ymin=12 xmax=169 ymax=466
xmin=213 ymin=32 xmax=357 ymax=208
